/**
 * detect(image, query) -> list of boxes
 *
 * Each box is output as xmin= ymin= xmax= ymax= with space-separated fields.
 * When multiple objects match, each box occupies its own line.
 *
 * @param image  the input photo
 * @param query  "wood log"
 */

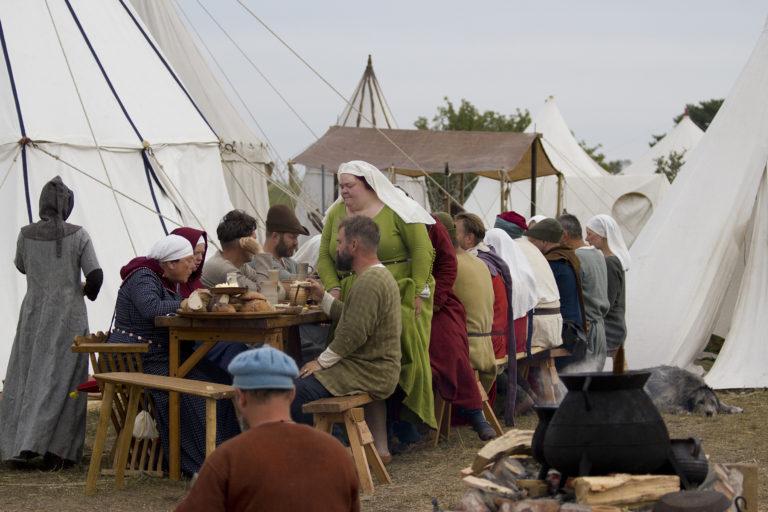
xmin=724 ymin=463 xmax=758 ymax=512
xmin=516 ymin=479 xmax=549 ymax=497
xmin=462 ymin=475 xmax=519 ymax=499
xmin=471 ymin=429 xmax=534 ymax=474
xmin=573 ymin=474 xmax=680 ymax=507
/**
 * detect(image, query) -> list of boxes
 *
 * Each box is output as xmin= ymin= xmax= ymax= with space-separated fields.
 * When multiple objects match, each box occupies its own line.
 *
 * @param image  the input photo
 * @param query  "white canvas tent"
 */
xmin=464 ymin=97 xmax=669 ymax=246
xmin=293 ymin=56 xmax=429 ymax=235
xmin=0 ymin=0 xmax=235 ymax=382
xmin=625 ymin=17 xmax=768 ymax=389
xmin=622 ymin=115 xmax=704 ymax=176
xmin=130 ymin=0 xmax=272 ymax=228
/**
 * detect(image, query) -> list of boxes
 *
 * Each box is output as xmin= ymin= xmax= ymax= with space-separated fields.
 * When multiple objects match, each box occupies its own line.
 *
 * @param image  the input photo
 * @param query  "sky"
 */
xmin=175 ymin=0 xmax=768 ymax=172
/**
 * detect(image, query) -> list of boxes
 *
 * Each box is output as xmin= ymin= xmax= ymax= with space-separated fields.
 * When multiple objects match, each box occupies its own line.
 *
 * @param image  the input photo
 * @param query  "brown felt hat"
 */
xmin=265 ymin=204 xmax=309 ymax=235
xmin=523 ymin=217 xmax=563 ymax=243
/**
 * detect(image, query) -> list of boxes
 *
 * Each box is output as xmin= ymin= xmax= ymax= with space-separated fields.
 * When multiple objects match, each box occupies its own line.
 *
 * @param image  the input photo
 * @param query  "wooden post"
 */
xmin=556 ymin=173 xmax=563 ymax=216
xmin=444 ymin=163 xmax=450 ymax=213
xmin=459 ymin=173 xmax=465 ymax=204
xmin=530 ymin=136 xmax=538 ymax=217
xmin=321 ymin=164 xmax=325 ymax=213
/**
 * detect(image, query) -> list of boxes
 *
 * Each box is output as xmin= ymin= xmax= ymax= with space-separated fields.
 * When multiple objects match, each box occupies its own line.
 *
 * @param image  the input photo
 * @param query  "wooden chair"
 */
xmin=302 ymin=394 xmax=391 ymax=494
xmin=72 ymin=333 xmax=163 ymax=477
xmin=86 ymin=372 xmax=234 ymax=495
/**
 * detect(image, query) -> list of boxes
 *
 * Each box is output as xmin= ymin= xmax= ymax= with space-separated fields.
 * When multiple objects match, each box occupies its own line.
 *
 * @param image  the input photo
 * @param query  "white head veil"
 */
xmin=586 ymin=214 xmax=631 ymax=271
xmin=484 ymin=228 xmax=539 ymax=319
xmin=529 ymin=214 xmax=547 ymax=225
xmin=326 ymin=160 xmax=435 ymax=225
xmin=148 ymin=234 xmax=193 ymax=262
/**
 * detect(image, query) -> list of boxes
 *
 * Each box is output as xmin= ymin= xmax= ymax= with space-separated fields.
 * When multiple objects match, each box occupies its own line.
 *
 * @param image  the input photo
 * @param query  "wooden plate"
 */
xmin=175 ymin=309 xmax=283 ymax=319
xmin=208 ymin=287 xmax=247 ymax=295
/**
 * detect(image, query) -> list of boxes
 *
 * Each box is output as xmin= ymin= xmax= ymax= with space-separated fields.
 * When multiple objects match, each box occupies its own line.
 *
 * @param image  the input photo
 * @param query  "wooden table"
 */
xmin=155 ymin=309 xmax=327 ymax=479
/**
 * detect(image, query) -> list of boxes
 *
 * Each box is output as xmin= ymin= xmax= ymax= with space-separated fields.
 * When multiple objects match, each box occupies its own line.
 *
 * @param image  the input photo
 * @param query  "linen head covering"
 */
xmin=586 ymin=214 xmax=631 ymax=271
xmin=484 ymin=228 xmax=539 ymax=319
xmin=228 ymin=346 xmax=299 ymax=390
xmin=328 ymin=160 xmax=435 ymax=225
xmin=523 ymin=218 xmax=563 ymax=243
xmin=528 ymin=214 xmax=547 ymax=226
xmin=266 ymin=204 xmax=310 ymax=235
xmin=148 ymin=234 xmax=193 ymax=262
xmin=432 ymin=211 xmax=456 ymax=239
xmin=20 ymin=176 xmax=81 ymax=257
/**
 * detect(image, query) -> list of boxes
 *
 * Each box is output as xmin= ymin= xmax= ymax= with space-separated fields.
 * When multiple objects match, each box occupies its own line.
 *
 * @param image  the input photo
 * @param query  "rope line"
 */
xmin=0 ymin=145 xmax=22 ymax=192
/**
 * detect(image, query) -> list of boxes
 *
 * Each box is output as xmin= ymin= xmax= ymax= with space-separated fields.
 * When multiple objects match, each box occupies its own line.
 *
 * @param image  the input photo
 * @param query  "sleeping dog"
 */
xmin=643 ymin=365 xmax=743 ymax=416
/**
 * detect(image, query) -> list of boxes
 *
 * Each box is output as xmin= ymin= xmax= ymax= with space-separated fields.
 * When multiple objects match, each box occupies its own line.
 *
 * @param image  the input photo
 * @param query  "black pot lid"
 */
xmin=653 ymin=490 xmax=730 ymax=512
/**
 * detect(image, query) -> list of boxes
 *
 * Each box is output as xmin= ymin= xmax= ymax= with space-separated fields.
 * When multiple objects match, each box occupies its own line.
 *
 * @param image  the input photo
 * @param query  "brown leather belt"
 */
xmin=533 ymin=307 xmax=560 ymax=316
xmin=468 ymin=331 xmax=505 ymax=337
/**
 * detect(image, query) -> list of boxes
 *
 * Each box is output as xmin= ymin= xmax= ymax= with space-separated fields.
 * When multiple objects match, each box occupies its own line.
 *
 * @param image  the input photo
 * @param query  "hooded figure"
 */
xmin=0 ymin=176 xmax=103 ymax=467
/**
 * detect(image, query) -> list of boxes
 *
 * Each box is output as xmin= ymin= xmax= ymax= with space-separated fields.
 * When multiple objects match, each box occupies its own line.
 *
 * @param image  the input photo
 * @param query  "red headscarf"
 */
xmin=119 ymin=256 xmax=176 ymax=293
xmin=171 ymin=227 xmax=208 ymax=297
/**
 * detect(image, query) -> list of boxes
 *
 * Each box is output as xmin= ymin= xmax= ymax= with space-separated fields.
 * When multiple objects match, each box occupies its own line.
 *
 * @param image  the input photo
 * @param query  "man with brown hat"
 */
xmin=251 ymin=204 xmax=310 ymax=281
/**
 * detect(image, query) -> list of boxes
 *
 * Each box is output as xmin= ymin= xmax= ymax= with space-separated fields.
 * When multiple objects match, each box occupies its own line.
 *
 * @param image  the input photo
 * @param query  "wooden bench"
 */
xmin=302 ymin=394 xmax=391 ymax=494
xmin=86 ymin=372 xmax=234 ymax=495
xmin=516 ymin=346 xmax=571 ymax=404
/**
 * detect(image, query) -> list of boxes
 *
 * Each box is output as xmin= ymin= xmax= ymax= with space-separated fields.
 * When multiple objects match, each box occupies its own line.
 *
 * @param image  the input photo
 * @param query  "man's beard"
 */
xmin=336 ymin=249 xmax=353 ymax=271
xmin=275 ymin=237 xmax=297 ymax=258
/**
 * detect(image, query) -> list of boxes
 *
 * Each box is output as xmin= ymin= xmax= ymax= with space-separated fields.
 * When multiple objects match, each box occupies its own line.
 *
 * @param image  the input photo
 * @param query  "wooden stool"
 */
xmin=517 ymin=346 xmax=571 ymax=404
xmin=475 ymin=370 xmax=504 ymax=437
xmin=433 ymin=393 xmax=452 ymax=447
xmin=86 ymin=372 xmax=234 ymax=495
xmin=607 ymin=345 xmax=629 ymax=373
xmin=302 ymin=394 xmax=391 ymax=494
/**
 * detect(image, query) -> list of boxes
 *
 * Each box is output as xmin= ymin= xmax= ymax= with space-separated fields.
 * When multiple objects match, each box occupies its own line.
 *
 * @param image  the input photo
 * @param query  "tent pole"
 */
xmin=556 ymin=173 xmax=563 ymax=216
xmin=459 ymin=173 xmax=465 ymax=204
xmin=530 ymin=136 xmax=538 ymax=217
xmin=321 ymin=164 xmax=325 ymax=213
xmin=499 ymin=172 xmax=505 ymax=214
xmin=444 ymin=163 xmax=450 ymax=212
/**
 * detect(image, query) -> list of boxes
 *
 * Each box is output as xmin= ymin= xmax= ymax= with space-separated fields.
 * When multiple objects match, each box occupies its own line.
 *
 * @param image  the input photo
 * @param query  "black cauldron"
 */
xmin=542 ymin=370 xmax=670 ymax=477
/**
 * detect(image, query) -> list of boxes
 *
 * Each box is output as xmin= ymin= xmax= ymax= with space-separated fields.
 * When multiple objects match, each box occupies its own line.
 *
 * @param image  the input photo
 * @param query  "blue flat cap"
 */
xmin=228 ymin=346 xmax=299 ymax=390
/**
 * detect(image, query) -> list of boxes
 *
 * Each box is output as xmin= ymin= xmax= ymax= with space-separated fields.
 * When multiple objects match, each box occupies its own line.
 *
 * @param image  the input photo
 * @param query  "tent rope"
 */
xmin=46 ymin=0 xmax=137 ymax=254
xmin=0 ymin=145 xmax=22 ymax=192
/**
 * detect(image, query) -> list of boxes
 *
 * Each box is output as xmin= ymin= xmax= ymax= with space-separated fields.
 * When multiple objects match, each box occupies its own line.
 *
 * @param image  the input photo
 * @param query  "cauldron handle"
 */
xmin=581 ymin=376 xmax=593 ymax=411
xmin=690 ymin=437 xmax=702 ymax=458
xmin=735 ymin=496 xmax=747 ymax=512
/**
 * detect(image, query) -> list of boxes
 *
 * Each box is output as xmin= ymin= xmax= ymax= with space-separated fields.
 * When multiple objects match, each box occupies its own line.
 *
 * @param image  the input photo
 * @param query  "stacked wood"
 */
xmin=471 ymin=429 xmax=534 ymax=474
xmin=572 ymin=474 xmax=680 ymax=507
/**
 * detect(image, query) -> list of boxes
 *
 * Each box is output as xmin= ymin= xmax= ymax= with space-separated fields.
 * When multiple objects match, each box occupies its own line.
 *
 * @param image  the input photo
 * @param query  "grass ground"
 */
xmin=0 ymin=389 xmax=765 ymax=511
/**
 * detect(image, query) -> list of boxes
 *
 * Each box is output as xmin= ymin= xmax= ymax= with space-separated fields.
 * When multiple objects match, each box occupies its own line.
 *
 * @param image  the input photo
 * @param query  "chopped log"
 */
xmin=573 ymin=474 xmax=680 ymax=507
xmin=724 ymin=463 xmax=758 ymax=512
xmin=471 ymin=429 xmax=534 ymax=474
xmin=462 ymin=475 xmax=519 ymax=499
xmin=516 ymin=479 xmax=549 ymax=498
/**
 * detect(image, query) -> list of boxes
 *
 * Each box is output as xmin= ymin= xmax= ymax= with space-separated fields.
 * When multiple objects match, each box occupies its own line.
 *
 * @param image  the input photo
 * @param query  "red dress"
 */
xmin=427 ymin=220 xmax=482 ymax=410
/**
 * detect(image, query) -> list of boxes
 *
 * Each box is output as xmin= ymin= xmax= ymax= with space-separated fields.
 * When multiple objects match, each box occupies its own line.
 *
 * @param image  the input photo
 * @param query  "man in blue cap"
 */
xmin=175 ymin=346 xmax=359 ymax=512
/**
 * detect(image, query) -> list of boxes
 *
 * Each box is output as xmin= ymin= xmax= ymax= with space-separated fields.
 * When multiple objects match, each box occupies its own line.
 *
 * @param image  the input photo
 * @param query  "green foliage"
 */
xmin=414 ymin=97 xmax=532 ymax=208
xmin=414 ymin=97 xmax=531 ymax=132
xmin=654 ymin=149 xmax=687 ymax=183
xmin=578 ymin=138 xmax=630 ymax=174
xmin=673 ymin=98 xmax=723 ymax=131
xmin=648 ymin=133 xmax=666 ymax=148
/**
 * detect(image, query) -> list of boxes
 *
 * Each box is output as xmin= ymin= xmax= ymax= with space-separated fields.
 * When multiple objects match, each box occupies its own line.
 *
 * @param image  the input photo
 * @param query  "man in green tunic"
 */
xmin=291 ymin=216 xmax=402 ymax=461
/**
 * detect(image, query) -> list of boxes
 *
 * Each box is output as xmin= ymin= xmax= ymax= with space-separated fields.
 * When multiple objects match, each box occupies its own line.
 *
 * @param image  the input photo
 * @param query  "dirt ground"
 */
xmin=0 ymin=389 xmax=765 ymax=512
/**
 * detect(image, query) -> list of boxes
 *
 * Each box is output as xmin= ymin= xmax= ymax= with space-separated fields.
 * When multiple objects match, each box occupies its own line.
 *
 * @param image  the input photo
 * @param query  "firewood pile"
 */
xmin=444 ymin=429 xmax=753 ymax=512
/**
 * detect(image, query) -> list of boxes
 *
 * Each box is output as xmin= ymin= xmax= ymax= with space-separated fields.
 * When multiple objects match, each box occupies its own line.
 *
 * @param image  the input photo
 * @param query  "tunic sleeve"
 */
xmin=125 ymin=271 xmax=181 ymax=319
xmin=395 ymin=215 xmax=434 ymax=295
xmin=317 ymin=205 xmax=342 ymax=290
xmin=606 ymin=257 xmax=624 ymax=306
xmin=429 ymin=222 xmax=457 ymax=311
xmin=14 ymin=232 xmax=25 ymax=274
xmin=327 ymin=272 xmax=383 ymax=357
xmin=78 ymin=229 xmax=101 ymax=276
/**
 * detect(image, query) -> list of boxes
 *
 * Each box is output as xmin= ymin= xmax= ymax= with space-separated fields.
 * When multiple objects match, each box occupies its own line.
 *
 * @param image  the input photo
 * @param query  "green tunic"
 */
xmin=318 ymin=203 xmax=436 ymax=428
xmin=315 ymin=266 xmax=402 ymax=399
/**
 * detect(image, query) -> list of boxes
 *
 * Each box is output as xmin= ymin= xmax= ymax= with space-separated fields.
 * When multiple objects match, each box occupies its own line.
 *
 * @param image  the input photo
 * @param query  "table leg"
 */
xmin=205 ymin=398 xmax=216 ymax=457
xmin=168 ymin=328 xmax=181 ymax=480
xmin=86 ymin=382 xmax=115 ymax=495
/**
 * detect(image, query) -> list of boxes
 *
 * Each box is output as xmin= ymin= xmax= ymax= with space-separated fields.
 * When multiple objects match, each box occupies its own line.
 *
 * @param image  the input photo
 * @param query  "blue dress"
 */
xmin=109 ymin=268 xmax=240 ymax=475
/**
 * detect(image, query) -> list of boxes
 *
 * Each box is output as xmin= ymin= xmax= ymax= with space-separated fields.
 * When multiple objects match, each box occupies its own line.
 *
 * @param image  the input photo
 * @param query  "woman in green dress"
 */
xmin=317 ymin=161 xmax=437 ymax=433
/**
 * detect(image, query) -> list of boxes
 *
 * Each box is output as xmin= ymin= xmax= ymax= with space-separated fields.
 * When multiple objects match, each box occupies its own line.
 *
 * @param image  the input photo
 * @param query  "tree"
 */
xmin=578 ymin=139 xmax=630 ymax=175
xmin=654 ymin=149 xmax=687 ymax=183
xmin=414 ymin=97 xmax=531 ymax=208
xmin=648 ymin=98 xmax=724 ymax=147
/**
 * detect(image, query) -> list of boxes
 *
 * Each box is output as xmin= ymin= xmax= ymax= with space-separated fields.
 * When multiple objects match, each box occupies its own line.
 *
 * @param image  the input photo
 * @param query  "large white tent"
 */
xmin=625 ymin=18 xmax=768 ymax=389
xmin=0 ymin=0 xmax=235 ymax=382
xmin=464 ymin=97 xmax=669 ymax=246
xmin=130 ymin=0 xmax=272 ymax=228
xmin=622 ymin=115 xmax=704 ymax=176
